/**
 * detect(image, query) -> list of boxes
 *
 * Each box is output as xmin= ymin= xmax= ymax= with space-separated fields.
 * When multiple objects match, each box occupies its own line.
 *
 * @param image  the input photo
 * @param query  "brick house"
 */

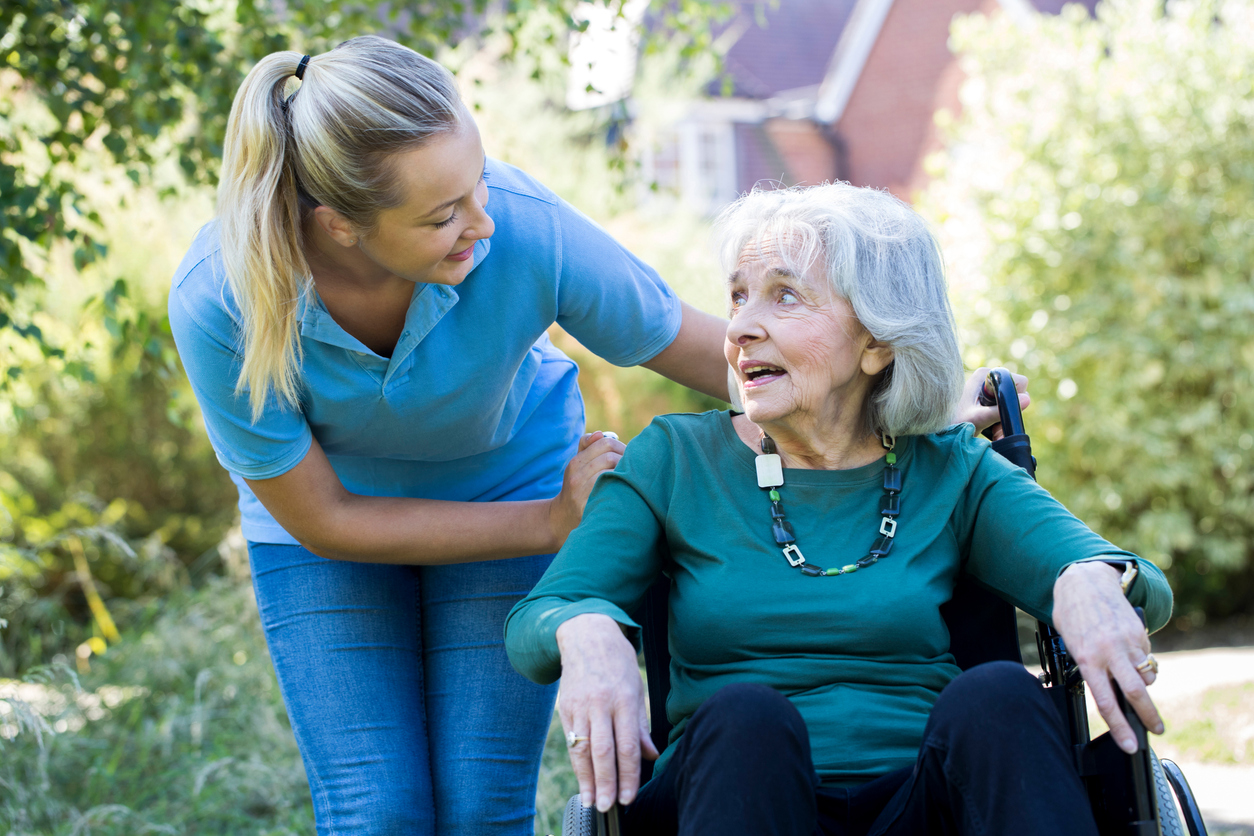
xmin=633 ymin=0 xmax=1098 ymax=213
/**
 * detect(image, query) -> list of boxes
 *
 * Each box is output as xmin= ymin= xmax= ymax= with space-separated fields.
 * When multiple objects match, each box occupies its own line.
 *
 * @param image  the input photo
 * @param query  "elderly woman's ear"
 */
xmin=860 ymin=339 xmax=894 ymax=377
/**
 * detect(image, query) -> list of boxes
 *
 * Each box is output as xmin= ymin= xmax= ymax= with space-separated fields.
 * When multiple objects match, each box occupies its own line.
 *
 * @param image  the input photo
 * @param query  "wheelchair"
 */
xmin=563 ymin=369 xmax=1208 ymax=836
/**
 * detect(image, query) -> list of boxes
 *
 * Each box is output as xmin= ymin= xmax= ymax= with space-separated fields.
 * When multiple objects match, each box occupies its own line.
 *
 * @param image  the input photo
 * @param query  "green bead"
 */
xmin=842 ymin=564 xmax=859 ymax=573
xmin=769 ymin=489 xmax=780 ymax=501
xmin=886 ymin=452 xmax=897 ymax=465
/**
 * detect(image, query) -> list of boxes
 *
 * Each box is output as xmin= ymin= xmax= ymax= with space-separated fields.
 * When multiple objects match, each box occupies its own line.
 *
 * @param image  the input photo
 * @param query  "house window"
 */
xmin=649 ymin=129 xmax=682 ymax=195
xmin=639 ymin=121 xmax=736 ymax=215
xmin=682 ymin=122 xmax=736 ymax=215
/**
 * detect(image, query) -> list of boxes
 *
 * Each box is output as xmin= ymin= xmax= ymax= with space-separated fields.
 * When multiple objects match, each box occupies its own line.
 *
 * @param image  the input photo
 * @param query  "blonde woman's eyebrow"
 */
xmin=419 ymin=156 xmax=487 ymax=218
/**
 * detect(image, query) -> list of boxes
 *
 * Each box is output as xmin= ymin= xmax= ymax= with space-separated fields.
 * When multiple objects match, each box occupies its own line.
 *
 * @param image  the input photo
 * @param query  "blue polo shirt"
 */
xmin=169 ymin=160 xmax=683 ymax=545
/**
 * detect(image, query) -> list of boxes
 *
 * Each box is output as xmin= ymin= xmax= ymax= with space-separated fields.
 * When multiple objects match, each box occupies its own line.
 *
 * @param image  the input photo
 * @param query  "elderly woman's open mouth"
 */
xmin=739 ymin=360 xmax=786 ymax=388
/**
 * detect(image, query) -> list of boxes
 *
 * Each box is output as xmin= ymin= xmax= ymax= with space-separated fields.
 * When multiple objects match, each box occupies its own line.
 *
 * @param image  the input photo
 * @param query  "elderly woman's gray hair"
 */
xmin=713 ymin=182 xmax=963 ymax=437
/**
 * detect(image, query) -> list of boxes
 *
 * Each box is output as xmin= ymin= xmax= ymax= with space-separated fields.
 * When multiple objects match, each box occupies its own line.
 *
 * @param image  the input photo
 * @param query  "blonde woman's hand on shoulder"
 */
xmin=547 ymin=431 xmax=626 ymax=547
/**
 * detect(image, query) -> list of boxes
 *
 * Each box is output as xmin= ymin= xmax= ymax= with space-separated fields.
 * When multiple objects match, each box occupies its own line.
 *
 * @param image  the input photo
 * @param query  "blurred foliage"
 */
xmin=0 ymin=258 xmax=239 ymax=676
xmin=534 ymin=709 xmax=581 ymax=834
xmin=0 ymin=570 xmax=315 ymax=835
xmin=925 ymin=0 xmax=1254 ymax=625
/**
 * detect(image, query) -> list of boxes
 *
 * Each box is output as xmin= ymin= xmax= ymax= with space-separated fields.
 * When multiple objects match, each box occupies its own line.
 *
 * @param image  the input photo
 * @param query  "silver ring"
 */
xmin=1135 ymin=653 xmax=1159 ymax=676
xmin=600 ymin=431 xmax=618 ymax=441
xmin=566 ymin=731 xmax=590 ymax=748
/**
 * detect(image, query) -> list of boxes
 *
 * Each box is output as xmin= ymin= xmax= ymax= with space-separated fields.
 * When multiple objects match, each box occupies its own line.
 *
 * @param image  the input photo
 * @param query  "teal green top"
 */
xmin=504 ymin=411 xmax=1172 ymax=785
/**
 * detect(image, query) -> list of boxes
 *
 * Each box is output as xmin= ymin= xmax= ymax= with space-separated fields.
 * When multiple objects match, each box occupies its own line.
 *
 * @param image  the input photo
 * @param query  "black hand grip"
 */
xmin=977 ymin=367 xmax=1036 ymax=481
xmin=977 ymin=368 xmax=1026 ymax=438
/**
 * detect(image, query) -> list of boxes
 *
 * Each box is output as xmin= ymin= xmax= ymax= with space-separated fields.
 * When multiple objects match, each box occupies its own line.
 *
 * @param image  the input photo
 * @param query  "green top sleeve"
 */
xmin=955 ymin=441 xmax=1172 ymax=631
xmin=504 ymin=419 xmax=675 ymax=685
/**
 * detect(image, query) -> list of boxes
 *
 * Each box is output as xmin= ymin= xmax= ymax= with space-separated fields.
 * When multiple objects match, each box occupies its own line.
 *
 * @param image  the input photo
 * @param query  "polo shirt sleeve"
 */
xmin=168 ymin=272 xmax=312 ymax=482
xmin=553 ymin=199 xmax=684 ymax=367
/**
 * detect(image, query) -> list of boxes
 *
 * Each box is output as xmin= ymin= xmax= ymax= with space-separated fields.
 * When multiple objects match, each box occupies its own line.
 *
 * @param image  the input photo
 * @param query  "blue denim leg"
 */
xmin=421 ymin=553 xmax=559 ymax=833
xmin=249 ymin=544 xmax=434 ymax=835
xmin=248 ymin=543 xmax=558 ymax=836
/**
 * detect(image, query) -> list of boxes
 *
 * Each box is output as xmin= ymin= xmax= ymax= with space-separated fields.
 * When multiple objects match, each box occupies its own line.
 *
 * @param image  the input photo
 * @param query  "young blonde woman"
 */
xmin=169 ymin=35 xmax=1022 ymax=835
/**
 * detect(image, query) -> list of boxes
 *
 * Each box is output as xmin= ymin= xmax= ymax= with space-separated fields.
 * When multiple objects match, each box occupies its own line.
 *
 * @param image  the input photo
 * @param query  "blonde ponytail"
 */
xmin=216 ymin=36 xmax=463 ymax=420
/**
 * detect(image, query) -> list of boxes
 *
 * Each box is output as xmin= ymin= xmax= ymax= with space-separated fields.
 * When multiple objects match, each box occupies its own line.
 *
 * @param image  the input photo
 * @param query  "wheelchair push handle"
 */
xmin=977 ymin=367 xmax=1027 ymax=439
xmin=976 ymin=368 xmax=1037 ymax=481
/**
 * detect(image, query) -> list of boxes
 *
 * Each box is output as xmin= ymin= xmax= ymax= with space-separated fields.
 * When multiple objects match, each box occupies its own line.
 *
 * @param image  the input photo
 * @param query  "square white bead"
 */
xmin=756 ymin=454 xmax=783 ymax=488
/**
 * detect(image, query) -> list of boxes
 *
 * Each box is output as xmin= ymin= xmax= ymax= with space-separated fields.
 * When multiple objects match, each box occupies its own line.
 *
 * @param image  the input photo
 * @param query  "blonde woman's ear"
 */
xmin=313 ymin=205 xmax=359 ymax=248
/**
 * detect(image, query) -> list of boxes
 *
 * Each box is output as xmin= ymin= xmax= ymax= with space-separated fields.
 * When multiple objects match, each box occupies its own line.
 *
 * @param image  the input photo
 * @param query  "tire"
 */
xmin=1151 ymin=748 xmax=1185 ymax=836
xmin=563 ymin=795 xmax=598 ymax=836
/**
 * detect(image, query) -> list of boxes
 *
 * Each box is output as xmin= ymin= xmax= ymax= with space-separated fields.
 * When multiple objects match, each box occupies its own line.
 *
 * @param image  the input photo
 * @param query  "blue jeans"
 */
xmin=248 ymin=542 xmax=559 ymax=835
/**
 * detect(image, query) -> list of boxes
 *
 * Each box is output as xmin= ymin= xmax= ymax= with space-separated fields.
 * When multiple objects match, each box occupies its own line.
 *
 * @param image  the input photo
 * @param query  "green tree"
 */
xmin=925 ymin=0 xmax=1254 ymax=624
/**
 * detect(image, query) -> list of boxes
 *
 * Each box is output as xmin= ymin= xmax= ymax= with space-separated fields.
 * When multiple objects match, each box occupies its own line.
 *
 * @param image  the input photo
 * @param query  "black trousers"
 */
xmin=621 ymin=662 xmax=1100 ymax=836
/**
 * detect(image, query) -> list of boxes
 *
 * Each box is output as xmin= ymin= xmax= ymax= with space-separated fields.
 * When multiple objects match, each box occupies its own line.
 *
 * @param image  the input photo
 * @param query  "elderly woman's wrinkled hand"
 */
xmin=1051 ymin=561 xmax=1163 ymax=754
xmin=955 ymin=367 xmax=1030 ymax=439
xmin=555 ymin=613 xmax=658 ymax=812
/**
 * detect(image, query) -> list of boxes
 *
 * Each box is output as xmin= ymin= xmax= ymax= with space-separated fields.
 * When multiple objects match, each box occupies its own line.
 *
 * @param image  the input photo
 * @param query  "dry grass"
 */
xmin=1086 ymin=681 xmax=1254 ymax=767
xmin=1154 ymin=682 xmax=1254 ymax=766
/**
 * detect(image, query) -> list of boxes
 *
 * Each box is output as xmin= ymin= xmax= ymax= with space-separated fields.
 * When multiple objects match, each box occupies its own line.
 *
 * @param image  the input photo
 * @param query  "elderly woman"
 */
xmin=504 ymin=183 xmax=1171 ymax=836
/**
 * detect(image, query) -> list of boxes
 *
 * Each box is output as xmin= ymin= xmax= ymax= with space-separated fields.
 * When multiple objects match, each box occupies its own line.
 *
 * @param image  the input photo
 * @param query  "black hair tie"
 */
xmin=295 ymin=55 xmax=311 ymax=80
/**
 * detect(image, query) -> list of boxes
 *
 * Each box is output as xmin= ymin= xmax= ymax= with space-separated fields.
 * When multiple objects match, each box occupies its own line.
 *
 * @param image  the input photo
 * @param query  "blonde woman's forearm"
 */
xmin=245 ymin=432 xmax=624 ymax=564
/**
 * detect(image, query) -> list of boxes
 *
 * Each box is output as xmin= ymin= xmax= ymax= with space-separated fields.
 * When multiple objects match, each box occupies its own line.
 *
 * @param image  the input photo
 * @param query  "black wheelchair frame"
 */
xmin=563 ymin=369 xmax=1207 ymax=836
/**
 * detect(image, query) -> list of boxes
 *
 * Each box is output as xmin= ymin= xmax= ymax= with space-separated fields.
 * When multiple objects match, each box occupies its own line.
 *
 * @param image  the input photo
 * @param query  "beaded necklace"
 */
xmin=755 ymin=433 xmax=901 ymax=577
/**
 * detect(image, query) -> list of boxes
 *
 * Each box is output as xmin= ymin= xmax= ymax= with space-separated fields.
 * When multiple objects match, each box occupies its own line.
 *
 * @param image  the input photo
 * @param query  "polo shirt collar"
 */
xmin=297 ymin=236 xmax=490 ymax=380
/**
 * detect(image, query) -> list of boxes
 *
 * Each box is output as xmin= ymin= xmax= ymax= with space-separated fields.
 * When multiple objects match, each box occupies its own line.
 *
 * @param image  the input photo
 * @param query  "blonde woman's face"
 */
xmin=360 ymin=119 xmax=494 ymax=286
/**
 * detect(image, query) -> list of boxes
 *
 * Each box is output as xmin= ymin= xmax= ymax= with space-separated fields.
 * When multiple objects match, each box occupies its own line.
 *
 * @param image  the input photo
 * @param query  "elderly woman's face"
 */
xmin=724 ymin=240 xmax=891 ymax=430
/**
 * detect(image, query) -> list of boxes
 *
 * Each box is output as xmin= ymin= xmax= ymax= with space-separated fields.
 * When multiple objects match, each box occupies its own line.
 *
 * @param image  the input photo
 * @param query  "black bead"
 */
xmin=856 ymin=555 xmax=878 ymax=568
xmin=800 ymin=564 xmax=824 ymax=576
xmin=879 ymin=493 xmax=900 ymax=517
xmin=760 ymin=436 xmax=777 ymax=454
xmin=882 ymin=466 xmax=902 ymax=493
xmin=772 ymin=519 xmax=796 ymax=545
xmin=869 ymin=535 xmax=894 ymax=557
xmin=770 ymin=502 xmax=786 ymax=519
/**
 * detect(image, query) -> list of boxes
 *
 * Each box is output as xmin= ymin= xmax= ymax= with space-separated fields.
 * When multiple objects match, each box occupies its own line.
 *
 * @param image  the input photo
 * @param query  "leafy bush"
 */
xmin=1 ymin=176 xmax=238 ymax=675
xmin=925 ymin=0 xmax=1254 ymax=625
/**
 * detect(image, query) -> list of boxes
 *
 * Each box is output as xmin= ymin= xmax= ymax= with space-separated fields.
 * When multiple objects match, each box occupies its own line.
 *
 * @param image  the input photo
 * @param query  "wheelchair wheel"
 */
xmin=1151 ymin=749 xmax=1187 ymax=836
xmin=561 ymin=796 xmax=621 ymax=836
xmin=562 ymin=795 xmax=598 ymax=836
xmin=1157 ymin=754 xmax=1209 ymax=836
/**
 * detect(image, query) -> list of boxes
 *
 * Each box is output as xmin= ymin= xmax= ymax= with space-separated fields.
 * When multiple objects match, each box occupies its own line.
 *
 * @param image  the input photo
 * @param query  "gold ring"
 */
xmin=566 ymin=731 xmax=590 ymax=748
xmin=1135 ymin=654 xmax=1159 ymax=676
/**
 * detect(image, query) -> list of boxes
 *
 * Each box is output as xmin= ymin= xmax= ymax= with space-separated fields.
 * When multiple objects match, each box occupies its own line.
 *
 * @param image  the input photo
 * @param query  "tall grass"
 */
xmin=0 ymin=555 xmax=591 ymax=835
xmin=0 ymin=551 xmax=314 ymax=835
